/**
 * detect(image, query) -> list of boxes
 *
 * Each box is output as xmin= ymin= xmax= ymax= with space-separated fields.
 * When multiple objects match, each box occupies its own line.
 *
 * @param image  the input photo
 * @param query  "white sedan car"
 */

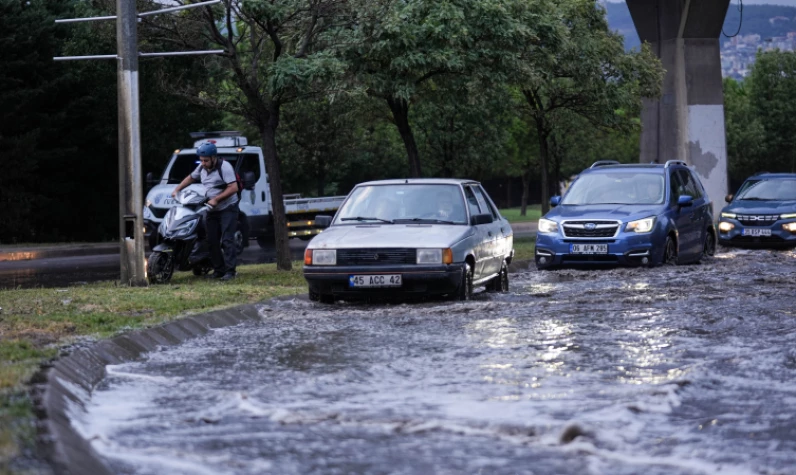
xmin=303 ymin=179 xmax=514 ymax=303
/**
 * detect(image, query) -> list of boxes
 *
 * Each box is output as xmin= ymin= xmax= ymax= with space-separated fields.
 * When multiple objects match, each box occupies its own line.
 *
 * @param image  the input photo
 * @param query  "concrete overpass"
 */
xmin=627 ymin=0 xmax=731 ymax=219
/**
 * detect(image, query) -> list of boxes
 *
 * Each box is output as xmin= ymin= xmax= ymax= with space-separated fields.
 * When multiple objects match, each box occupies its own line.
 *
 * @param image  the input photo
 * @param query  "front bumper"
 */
xmin=534 ymin=232 xmax=665 ymax=268
xmin=304 ymin=264 xmax=462 ymax=298
xmin=718 ymin=219 xmax=796 ymax=248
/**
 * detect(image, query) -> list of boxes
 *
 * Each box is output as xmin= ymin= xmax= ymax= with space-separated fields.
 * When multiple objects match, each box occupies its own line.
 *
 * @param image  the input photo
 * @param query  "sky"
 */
xmin=605 ymin=0 xmax=796 ymax=5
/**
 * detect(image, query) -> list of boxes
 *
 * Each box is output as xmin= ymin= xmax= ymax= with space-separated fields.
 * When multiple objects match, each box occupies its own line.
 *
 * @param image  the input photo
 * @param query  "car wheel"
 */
xmin=456 ymin=263 xmax=473 ymax=301
xmin=256 ymin=236 xmax=273 ymax=249
xmin=661 ymin=235 xmax=677 ymax=266
xmin=702 ymin=230 xmax=716 ymax=258
xmin=487 ymin=260 xmax=509 ymax=293
xmin=310 ymin=290 xmax=334 ymax=304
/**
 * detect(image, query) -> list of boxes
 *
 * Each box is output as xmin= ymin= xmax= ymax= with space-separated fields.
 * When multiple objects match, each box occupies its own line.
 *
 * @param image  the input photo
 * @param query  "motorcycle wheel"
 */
xmin=147 ymin=251 xmax=174 ymax=284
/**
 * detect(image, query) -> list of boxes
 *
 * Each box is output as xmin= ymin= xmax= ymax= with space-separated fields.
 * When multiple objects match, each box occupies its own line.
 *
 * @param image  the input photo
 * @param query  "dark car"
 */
xmin=535 ymin=160 xmax=717 ymax=269
xmin=718 ymin=173 xmax=796 ymax=248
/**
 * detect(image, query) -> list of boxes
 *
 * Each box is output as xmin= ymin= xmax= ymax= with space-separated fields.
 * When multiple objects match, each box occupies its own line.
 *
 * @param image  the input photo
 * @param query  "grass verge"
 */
xmin=513 ymin=236 xmax=536 ymax=261
xmin=499 ymin=206 xmax=542 ymax=223
xmin=0 ymin=262 xmax=308 ymax=472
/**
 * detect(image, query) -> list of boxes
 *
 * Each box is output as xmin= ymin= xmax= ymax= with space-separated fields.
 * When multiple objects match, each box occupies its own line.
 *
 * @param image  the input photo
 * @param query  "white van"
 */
xmin=143 ymin=132 xmax=345 ymax=249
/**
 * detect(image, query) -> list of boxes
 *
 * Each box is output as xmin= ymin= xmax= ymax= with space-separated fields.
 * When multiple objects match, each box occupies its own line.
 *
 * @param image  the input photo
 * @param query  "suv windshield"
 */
xmin=335 ymin=184 xmax=467 ymax=224
xmin=735 ymin=178 xmax=796 ymax=201
xmin=562 ymin=172 xmax=665 ymax=205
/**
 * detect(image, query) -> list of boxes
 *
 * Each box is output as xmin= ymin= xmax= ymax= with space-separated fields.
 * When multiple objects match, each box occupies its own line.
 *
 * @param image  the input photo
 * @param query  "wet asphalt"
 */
xmin=68 ymin=246 xmax=796 ymax=475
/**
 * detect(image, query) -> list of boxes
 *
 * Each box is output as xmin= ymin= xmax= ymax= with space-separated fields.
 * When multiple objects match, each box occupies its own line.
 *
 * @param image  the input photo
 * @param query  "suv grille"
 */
xmin=337 ymin=249 xmax=416 ymax=266
xmin=562 ymin=221 xmax=619 ymax=238
xmin=736 ymin=214 xmax=779 ymax=226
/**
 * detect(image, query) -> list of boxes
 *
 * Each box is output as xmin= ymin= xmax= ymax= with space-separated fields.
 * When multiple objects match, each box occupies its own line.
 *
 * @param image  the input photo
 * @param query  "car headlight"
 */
xmin=718 ymin=221 xmax=734 ymax=232
xmin=781 ymin=213 xmax=796 ymax=219
xmin=626 ymin=217 xmax=656 ymax=233
xmin=417 ymin=249 xmax=442 ymax=264
xmin=309 ymin=249 xmax=336 ymax=265
xmin=721 ymin=212 xmax=736 ymax=219
xmin=783 ymin=223 xmax=796 ymax=233
xmin=538 ymin=218 xmax=559 ymax=234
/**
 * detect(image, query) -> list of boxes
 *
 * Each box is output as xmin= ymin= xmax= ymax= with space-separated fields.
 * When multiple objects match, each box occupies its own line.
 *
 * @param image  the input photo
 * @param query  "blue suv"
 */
xmin=535 ymin=160 xmax=716 ymax=269
xmin=718 ymin=173 xmax=796 ymax=248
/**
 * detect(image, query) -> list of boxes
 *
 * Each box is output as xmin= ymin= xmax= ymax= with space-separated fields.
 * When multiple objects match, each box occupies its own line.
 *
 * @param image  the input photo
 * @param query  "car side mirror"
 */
xmin=242 ymin=171 xmax=256 ymax=190
xmin=471 ymin=213 xmax=493 ymax=225
xmin=678 ymin=195 xmax=694 ymax=207
xmin=550 ymin=195 xmax=561 ymax=207
xmin=315 ymin=215 xmax=332 ymax=228
xmin=725 ymin=194 xmax=733 ymax=203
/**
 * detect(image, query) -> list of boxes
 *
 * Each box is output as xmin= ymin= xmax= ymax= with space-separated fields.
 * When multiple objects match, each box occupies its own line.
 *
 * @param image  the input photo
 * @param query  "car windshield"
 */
xmin=735 ymin=178 xmax=796 ymax=201
xmin=335 ymin=184 xmax=468 ymax=225
xmin=561 ymin=172 xmax=665 ymax=205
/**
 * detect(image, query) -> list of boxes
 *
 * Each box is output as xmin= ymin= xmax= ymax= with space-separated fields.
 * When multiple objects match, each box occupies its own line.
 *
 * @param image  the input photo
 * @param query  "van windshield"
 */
xmin=165 ymin=154 xmax=249 ymax=184
xmin=562 ymin=172 xmax=665 ymax=205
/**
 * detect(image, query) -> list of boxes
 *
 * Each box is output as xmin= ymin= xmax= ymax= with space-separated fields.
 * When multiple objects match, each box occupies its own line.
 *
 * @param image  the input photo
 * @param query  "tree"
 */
xmin=343 ymin=0 xmax=558 ymax=177
xmin=748 ymin=50 xmax=796 ymax=174
xmin=723 ymin=77 xmax=765 ymax=183
xmin=512 ymin=0 xmax=663 ymax=213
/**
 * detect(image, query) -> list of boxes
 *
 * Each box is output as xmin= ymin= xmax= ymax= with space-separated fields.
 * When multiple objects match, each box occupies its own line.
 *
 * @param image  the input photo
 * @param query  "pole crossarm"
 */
xmin=138 ymin=0 xmax=221 ymax=17
xmin=53 ymin=54 xmax=118 ymax=61
xmin=139 ymin=49 xmax=225 ymax=58
xmin=54 ymin=0 xmax=222 ymax=24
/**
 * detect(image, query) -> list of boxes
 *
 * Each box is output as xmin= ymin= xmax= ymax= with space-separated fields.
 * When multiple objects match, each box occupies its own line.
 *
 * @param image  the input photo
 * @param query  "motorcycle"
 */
xmin=146 ymin=188 xmax=245 ymax=284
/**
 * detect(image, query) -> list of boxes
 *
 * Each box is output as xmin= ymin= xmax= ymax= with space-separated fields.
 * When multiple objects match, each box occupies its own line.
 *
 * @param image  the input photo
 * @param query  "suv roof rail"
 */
xmin=752 ymin=171 xmax=770 ymax=176
xmin=664 ymin=160 xmax=688 ymax=168
xmin=590 ymin=160 xmax=620 ymax=168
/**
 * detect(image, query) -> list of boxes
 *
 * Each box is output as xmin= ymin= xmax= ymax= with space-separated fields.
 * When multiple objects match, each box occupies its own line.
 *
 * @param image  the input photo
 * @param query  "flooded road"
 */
xmin=71 ymin=247 xmax=796 ymax=475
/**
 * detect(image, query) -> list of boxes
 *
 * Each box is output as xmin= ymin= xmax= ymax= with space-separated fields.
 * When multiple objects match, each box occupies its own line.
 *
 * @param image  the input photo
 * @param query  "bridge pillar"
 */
xmin=627 ymin=0 xmax=730 ymax=219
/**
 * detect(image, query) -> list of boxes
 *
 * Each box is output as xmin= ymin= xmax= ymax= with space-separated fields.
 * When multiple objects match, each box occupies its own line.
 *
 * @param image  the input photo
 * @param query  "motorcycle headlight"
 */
xmin=538 ymin=218 xmax=559 ymax=234
xmin=627 ymin=217 xmax=656 ymax=233
xmin=312 ymin=249 xmax=337 ymax=265
xmin=417 ymin=249 xmax=442 ymax=264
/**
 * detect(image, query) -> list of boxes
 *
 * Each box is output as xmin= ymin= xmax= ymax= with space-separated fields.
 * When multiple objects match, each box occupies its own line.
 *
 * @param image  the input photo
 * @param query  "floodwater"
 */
xmin=69 ymin=247 xmax=796 ymax=475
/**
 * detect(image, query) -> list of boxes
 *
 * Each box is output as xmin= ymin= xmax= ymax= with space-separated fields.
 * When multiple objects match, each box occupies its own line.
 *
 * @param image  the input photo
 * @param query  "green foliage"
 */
xmin=723 ymin=77 xmax=766 ymax=182
xmin=749 ymin=50 xmax=796 ymax=174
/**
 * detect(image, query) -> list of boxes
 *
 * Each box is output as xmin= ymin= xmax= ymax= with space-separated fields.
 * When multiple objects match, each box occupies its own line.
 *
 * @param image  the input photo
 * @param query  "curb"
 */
xmin=30 ymin=302 xmax=269 ymax=475
xmin=0 ymin=244 xmax=119 ymax=263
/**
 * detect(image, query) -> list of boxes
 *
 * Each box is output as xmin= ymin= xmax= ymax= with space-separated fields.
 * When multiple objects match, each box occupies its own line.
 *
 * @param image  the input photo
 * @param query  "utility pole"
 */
xmin=54 ymin=0 xmax=224 ymax=286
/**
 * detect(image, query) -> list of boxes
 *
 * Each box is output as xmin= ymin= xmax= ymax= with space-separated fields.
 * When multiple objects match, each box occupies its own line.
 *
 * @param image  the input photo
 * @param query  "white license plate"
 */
xmin=349 ymin=274 xmax=402 ymax=288
xmin=570 ymin=244 xmax=608 ymax=254
xmin=742 ymin=228 xmax=772 ymax=237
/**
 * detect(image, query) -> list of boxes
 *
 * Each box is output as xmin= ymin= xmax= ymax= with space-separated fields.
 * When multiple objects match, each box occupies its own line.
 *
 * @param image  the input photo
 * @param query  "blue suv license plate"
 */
xmin=570 ymin=244 xmax=608 ymax=254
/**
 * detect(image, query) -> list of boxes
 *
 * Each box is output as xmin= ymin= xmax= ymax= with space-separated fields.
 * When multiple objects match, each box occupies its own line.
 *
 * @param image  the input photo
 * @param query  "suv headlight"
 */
xmin=721 ymin=212 xmax=736 ymax=219
xmin=538 ymin=218 xmax=559 ymax=234
xmin=627 ymin=217 xmax=656 ymax=233
xmin=311 ymin=249 xmax=336 ymax=265
xmin=781 ymin=213 xmax=796 ymax=219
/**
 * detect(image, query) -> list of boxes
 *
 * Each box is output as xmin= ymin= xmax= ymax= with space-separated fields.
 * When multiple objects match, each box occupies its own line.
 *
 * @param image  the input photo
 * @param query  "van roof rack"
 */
xmin=664 ymin=160 xmax=688 ymax=168
xmin=189 ymin=131 xmax=243 ymax=139
xmin=590 ymin=160 xmax=621 ymax=168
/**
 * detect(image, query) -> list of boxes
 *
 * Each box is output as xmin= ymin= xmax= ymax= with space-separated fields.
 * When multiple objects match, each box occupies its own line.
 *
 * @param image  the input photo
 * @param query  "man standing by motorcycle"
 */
xmin=172 ymin=142 xmax=239 ymax=281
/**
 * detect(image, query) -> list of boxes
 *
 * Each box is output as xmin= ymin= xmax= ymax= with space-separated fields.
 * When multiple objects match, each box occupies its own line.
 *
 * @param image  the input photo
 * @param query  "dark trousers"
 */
xmin=206 ymin=204 xmax=238 ymax=275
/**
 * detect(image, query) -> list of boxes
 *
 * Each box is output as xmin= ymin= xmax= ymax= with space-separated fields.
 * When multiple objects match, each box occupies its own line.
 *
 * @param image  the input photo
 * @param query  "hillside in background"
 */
xmin=605 ymin=3 xmax=796 ymax=50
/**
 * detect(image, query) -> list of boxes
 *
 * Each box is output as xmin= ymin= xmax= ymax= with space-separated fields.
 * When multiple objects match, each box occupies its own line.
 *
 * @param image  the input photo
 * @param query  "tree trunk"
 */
xmin=260 ymin=108 xmax=292 ymax=271
xmin=387 ymin=97 xmax=422 ymax=177
xmin=536 ymin=120 xmax=551 ymax=215
xmin=520 ymin=171 xmax=530 ymax=216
